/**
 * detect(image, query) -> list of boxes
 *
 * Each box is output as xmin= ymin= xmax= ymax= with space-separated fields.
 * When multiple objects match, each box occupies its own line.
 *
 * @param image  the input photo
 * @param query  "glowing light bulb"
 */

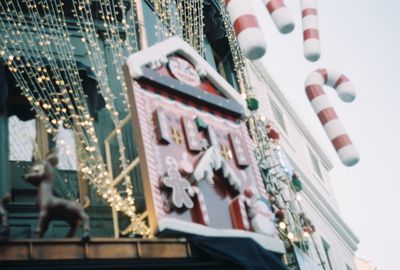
xmin=279 ymin=222 xmax=287 ymax=230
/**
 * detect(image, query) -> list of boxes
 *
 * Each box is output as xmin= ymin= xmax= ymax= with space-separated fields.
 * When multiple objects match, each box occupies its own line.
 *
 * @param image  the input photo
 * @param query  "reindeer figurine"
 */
xmin=24 ymin=150 xmax=90 ymax=241
xmin=0 ymin=192 xmax=11 ymax=238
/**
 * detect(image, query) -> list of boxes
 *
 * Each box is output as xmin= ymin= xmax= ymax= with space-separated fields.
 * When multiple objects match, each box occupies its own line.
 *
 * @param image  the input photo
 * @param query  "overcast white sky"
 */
xmin=252 ymin=0 xmax=400 ymax=269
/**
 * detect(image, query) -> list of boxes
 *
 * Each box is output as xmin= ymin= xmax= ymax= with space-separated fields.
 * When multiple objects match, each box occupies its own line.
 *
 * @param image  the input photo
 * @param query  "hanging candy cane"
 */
xmin=261 ymin=0 xmax=295 ymax=34
xmin=305 ymin=69 xmax=359 ymax=166
xmin=225 ymin=0 xmax=267 ymax=60
xmin=301 ymin=0 xmax=321 ymax=61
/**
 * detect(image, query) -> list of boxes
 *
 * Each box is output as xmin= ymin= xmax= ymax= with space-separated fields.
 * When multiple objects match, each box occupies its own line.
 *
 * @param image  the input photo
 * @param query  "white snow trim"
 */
xmin=142 ymin=89 xmax=241 ymax=129
xmin=158 ymin=218 xmax=286 ymax=254
xmin=191 ymin=146 xmax=241 ymax=191
xmin=126 ymin=36 xmax=247 ymax=115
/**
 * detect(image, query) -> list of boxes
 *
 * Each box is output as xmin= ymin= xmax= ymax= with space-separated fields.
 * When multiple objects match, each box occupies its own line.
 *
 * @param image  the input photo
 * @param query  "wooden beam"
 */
xmin=0 ymin=238 xmax=190 ymax=261
xmin=111 ymin=157 xmax=140 ymax=187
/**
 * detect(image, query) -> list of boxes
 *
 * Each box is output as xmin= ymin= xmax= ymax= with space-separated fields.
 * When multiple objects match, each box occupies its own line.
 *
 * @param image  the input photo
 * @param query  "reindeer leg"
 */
xmin=35 ymin=210 xmax=47 ymax=238
xmin=80 ymin=211 xmax=90 ymax=242
xmin=40 ymin=218 xmax=50 ymax=238
xmin=66 ymin=220 xmax=79 ymax=238
xmin=0 ymin=208 xmax=9 ymax=238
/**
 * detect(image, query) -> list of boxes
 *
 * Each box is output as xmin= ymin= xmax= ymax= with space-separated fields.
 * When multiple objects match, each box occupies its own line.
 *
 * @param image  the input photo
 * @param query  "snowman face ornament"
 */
xmin=168 ymin=56 xmax=201 ymax=87
xmin=249 ymin=200 xmax=276 ymax=237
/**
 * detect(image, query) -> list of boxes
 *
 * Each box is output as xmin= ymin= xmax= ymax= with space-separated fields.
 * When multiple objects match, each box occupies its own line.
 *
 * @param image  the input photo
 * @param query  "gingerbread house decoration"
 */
xmin=124 ymin=37 xmax=284 ymax=253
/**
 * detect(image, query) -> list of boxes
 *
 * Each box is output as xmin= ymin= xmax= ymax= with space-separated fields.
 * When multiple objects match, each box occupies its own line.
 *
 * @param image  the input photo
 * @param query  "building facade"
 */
xmin=249 ymin=61 xmax=359 ymax=269
xmin=0 ymin=0 xmax=358 ymax=269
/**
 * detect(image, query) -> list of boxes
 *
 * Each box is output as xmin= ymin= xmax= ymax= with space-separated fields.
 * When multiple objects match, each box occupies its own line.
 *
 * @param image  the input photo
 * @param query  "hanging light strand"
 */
xmin=72 ymin=0 xmax=136 ymax=207
xmin=0 ymin=0 xmax=149 ymax=235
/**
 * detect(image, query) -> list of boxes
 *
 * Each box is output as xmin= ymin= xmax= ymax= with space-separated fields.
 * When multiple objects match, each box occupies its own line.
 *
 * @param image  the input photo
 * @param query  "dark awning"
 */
xmin=203 ymin=0 xmax=232 ymax=61
xmin=204 ymin=0 xmax=226 ymax=44
xmin=188 ymin=236 xmax=289 ymax=270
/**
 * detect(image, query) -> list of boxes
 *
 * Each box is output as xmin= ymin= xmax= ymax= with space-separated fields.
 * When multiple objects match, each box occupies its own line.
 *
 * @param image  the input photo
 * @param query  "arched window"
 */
xmin=8 ymin=116 xmax=36 ymax=162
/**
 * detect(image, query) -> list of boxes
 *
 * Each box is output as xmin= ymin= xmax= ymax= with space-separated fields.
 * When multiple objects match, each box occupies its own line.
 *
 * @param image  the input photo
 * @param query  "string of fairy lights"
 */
xmin=71 ymin=0 xmax=136 ymax=210
xmin=177 ymin=0 xmax=205 ymax=56
xmin=214 ymin=0 xmax=312 ymax=249
xmin=216 ymin=0 xmax=250 ymax=96
xmin=0 ymin=0 xmax=149 ymax=235
xmin=150 ymin=0 xmax=205 ymax=56
xmin=0 ymin=0 xmax=313 ymax=243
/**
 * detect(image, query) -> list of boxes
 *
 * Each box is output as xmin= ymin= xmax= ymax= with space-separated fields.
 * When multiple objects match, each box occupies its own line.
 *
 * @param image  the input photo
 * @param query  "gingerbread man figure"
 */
xmin=162 ymin=156 xmax=194 ymax=209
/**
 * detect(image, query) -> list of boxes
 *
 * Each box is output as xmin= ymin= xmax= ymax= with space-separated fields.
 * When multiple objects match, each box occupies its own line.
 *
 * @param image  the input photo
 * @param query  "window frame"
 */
xmin=308 ymin=146 xmax=323 ymax=181
xmin=321 ymin=237 xmax=334 ymax=270
xmin=270 ymin=100 xmax=287 ymax=133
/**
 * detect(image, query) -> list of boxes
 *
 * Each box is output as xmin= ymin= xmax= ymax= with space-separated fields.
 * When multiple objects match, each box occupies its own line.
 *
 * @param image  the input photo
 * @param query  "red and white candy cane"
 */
xmin=305 ymin=69 xmax=360 ymax=166
xmin=261 ymin=0 xmax=295 ymax=34
xmin=301 ymin=0 xmax=321 ymax=61
xmin=190 ymin=186 xmax=210 ymax=226
xmin=229 ymin=195 xmax=250 ymax=230
xmin=225 ymin=0 xmax=267 ymax=60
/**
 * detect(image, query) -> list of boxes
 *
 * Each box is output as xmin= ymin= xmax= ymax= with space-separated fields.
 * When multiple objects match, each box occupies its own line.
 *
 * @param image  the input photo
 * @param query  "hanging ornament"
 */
xmin=303 ymin=225 xmax=315 ymax=234
xmin=299 ymin=212 xmax=316 ymax=234
xmin=275 ymin=208 xmax=285 ymax=222
xmin=291 ymin=173 xmax=303 ymax=192
xmin=246 ymin=97 xmax=259 ymax=111
xmin=266 ymin=122 xmax=280 ymax=142
xmin=224 ymin=0 xmax=267 ymax=60
xmin=305 ymin=69 xmax=359 ymax=166
xmin=301 ymin=0 xmax=321 ymax=61
xmin=261 ymin=0 xmax=295 ymax=34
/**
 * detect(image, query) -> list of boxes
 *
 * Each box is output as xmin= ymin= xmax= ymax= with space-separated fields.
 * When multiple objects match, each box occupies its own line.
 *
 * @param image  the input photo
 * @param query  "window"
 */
xmin=203 ymin=1 xmax=239 ymax=89
xmin=204 ymin=37 xmax=238 ymax=89
xmin=270 ymin=100 xmax=287 ymax=132
xmin=308 ymin=147 xmax=323 ymax=180
xmin=8 ymin=116 xmax=36 ymax=162
xmin=322 ymin=238 xmax=333 ymax=270
xmin=8 ymin=116 xmax=77 ymax=170
xmin=55 ymin=123 xmax=77 ymax=171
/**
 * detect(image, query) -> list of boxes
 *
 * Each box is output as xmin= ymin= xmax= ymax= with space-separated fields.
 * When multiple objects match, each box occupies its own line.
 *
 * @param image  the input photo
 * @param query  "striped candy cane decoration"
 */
xmin=225 ymin=0 xmax=267 ymax=60
xmin=229 ymin=195 xmax=250 ymax=230
xmin=261 ymin=0 xmax=295 ymax=34
xmin=190 ymin=186 xmax=210 ymax=226
xmin=305 ymin=69 xmax=360 ymax=166
xmin=301 ymin=0 xmax=321 ymax=61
